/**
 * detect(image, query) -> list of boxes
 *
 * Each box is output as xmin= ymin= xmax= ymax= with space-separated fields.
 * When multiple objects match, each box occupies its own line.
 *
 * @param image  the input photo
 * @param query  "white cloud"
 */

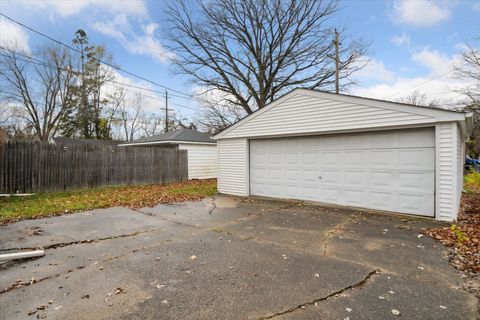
xmin=391 ymin=33 xmax=411 ymax=47
xmin=93 ymin=15 xmax=173 ymax=63
xmin=22 ymin=0 xmax=147 ymax=18
xmin=103 ymin=69 xmax=165 ymax=115
xmin=411 ymin=48 xmax=460 ymax=75
xmin=350 ymin=48 xmax=474 ymax=106
xmin=391 ymin=0 xmax=451 ymax=27
xmin=0 ymin=17 xmax=30 ymax=53
xmin=350 ymin=76 xmax=466 ymax=105
xmin=474 ymin=3 xmax=480 ymax=12
xmin=351 ymin=57 xmax=397 ymax=83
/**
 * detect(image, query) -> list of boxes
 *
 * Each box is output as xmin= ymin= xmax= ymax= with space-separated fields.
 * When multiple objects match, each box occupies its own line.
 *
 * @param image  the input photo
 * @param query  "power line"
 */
xmin=0 ymin=45 xmax=219 ymax=112
xmin=0 ymin=12 xmax=203 ymax=102
xmin=0 ymin=48 xmax=202 ymax=113
xmin=386 ymin=69 xmax=456 ymax=99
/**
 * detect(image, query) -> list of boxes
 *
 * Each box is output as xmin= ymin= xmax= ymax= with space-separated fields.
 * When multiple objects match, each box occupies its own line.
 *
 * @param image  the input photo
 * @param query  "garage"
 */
xmin=213 ymin=89 xmax=473 ymax=221
xmin=249 ymin=128 xmax=435 ymax=216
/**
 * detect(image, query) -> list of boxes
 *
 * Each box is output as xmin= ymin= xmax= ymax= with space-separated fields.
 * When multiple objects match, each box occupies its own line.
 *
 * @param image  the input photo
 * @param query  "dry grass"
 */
xmin=0 ymin=179 xmax=217 ymax=224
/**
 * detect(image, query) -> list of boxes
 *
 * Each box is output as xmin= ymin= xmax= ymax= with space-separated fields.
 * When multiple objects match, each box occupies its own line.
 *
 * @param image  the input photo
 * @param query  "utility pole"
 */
xmin=334 ymin=29 xmax=340 ymax=94
xmin=165 ymin=89 xmax=169 ymax=133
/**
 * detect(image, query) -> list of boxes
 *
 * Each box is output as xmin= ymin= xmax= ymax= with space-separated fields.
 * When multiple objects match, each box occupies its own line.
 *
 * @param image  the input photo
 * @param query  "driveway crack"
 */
xmin=257 ymin=269 xmax=380 ymax=319
xmin=208 ymin=196 xmax=217 ymax=215
xmin=322 ymin=216 xmax=356 ymax=256
xmin=1 ymin=230 xmax=150 ymax=251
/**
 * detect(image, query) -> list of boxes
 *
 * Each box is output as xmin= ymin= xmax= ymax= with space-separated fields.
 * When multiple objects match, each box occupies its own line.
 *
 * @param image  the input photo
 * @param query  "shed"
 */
xmin=119 ymin=129 xmax=217 ymax=180
xmin=213 ymin=89 xmax=473 ymax=221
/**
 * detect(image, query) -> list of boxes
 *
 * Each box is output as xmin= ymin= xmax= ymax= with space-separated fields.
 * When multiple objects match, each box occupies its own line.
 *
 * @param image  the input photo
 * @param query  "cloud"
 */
xmin=350 ymin=75 xmax=466 ymax=105
xmin=351 ymin=57 xmax=397 ymax=83
xmin=391 ymin=0 xmax=451 ymax=27
xmin=350 ymin=49 xmax=473 ymax=105
xmin=391 ymin=33 xmax=411 ymax=47
xmin=411 ymin=47 xmax=460 ymax=75
xmin=23 ymin=0 xmax=147 ymax=18
xmin=93 ymin=15 xmax=174 ymax=63
xmin=0 ymin=17 xmax=30 ymax=53
xmin=103 ymin=68 xmax=165 ymax=115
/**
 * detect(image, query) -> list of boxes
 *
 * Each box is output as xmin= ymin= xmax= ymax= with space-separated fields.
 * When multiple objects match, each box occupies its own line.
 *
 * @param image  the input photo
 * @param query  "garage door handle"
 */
xmin=318 ymin=176 xmax=322 ymax=179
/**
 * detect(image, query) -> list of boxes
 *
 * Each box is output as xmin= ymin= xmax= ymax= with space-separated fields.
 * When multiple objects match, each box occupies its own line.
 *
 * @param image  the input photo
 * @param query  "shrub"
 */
xmin=464 ymin=171 xmax=480 ymax=192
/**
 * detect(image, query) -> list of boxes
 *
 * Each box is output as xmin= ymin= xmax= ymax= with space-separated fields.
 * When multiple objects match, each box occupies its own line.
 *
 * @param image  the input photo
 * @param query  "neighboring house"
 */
xmin=213 ymin=88 xmax=473 ymax=222
xmin=119 ymin=128 xmax=217 ymax=180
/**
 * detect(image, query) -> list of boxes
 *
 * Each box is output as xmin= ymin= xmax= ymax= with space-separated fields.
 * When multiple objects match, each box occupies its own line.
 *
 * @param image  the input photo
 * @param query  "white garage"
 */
xmin=213 ymin=89 xmax=473 ymax=221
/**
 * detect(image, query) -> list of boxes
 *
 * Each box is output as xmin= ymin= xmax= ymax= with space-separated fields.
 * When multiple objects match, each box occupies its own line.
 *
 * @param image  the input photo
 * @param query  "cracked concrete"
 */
xmin=0 ymin=195 xmax=477 ymax=319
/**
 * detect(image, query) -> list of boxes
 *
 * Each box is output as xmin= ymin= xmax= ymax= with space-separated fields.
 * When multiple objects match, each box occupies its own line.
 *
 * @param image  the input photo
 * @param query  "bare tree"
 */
xmin=0 ymin=46 xmax=76 ymax=141
xmin=395 ymin=90 xmax=439 ymax=107
xmin=116 ymin=92 xmax=143 ymax=141
xmin=166 ymin=0 xmax=367 ymax=115
xmin=455 ymin=40 xmax=480 ymax=156
xmin=199 ymin=102 xmax=244 ymax=134
xmin=139 ymin=116 xmax=163 ymax=137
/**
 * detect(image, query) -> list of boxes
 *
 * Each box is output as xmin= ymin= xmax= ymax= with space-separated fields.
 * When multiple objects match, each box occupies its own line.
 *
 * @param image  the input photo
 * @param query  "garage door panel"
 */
xmin=250 ymin=128 xmax=435 ymax=217
xmin=344 ymin=170 xmax=367 ymax=186
xmin=398 ymin=149 xmax=434 ymax=170
xmin=322 ymin=151 xmax=342 ymax=167
xmin=370 ymin=171 xmax=395 ymax=188
xmin=322 ymin=170 xmax=342 ymax=185
xmin=397 ymin=193 xmax=434 ymax=214
xmin=344 ymin=151 xmax=368 ymax=167
xmin=370 ymin=150 xmax=394 ymax=168
xmin=323 ymin=188 xmax=343 ymax=203
xmin=370 ymin=191 xmax=395 ymax=210
xmin=397 ymin=171 xmax=434 ymax=190
xmin=344 ymin=189 xmax=367 ymax=206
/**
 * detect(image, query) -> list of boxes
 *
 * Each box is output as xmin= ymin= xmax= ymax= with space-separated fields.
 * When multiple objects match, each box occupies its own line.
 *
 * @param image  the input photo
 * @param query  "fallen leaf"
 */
xmin=391 ymin=309 xmax=400 ymax=316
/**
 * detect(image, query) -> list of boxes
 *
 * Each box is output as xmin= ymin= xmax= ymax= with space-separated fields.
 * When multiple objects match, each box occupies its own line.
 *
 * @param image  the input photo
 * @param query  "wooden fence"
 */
xmin=0 ymin=141 xmax=188 ymax=193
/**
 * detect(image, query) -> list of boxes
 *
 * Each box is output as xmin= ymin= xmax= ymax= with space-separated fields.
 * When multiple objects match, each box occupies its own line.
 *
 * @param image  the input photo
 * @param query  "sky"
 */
xmin=0 ymin=0 xmax=479 ymax=121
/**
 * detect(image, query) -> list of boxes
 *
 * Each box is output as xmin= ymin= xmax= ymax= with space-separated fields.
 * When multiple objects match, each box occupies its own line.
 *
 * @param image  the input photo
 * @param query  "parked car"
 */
xmin=465 ymin=156 xmax=480 ymax=172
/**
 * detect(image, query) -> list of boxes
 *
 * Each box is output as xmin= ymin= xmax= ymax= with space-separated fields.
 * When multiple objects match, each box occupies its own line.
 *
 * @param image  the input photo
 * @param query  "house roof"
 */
xmin=119 ymin=129 xmax=216 ymax=146
xmin=213 ymin=88 xmax=472 ymax=140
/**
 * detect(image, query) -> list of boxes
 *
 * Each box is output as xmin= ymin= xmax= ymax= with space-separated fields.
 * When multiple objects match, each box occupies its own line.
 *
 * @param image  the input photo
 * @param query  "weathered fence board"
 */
xmin=0 ymin=141 xmax=188 ymax=193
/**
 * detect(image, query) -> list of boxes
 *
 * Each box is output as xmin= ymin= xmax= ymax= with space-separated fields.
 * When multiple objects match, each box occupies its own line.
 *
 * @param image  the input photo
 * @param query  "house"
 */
xmin=213 ymin=88 xmax=473 ymax=221
xmin=119 ymin=128 xmax=217 ymax=180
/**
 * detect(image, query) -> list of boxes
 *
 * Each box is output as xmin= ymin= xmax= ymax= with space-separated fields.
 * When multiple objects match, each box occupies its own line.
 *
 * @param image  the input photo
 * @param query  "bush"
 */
xmin=464 ymin=171 xmax=480 ymax=192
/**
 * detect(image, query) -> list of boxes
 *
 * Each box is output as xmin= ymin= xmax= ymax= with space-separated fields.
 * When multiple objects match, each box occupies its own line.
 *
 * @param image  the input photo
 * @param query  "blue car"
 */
xmin=465 ymin=156 xmax=480 ymax=171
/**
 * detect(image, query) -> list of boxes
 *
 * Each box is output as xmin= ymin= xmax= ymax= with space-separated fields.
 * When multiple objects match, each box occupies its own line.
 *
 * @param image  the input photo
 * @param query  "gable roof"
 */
xmin=119 ymin=128 xmax=215 ymax=146
xmin=213 ymin=88 xmax=471 ymax=140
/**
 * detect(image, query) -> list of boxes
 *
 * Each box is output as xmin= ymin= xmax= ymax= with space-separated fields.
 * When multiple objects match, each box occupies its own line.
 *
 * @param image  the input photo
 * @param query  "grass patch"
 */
xmin=465 ymin=171 xmax=480 ymax=192
xmin=0 ymin=179 xmax=217 ymax=224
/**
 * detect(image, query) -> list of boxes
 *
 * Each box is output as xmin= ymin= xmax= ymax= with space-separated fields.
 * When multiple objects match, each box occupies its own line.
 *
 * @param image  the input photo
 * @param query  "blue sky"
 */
xmin=0 ymin=0 xmax=479 ymax=119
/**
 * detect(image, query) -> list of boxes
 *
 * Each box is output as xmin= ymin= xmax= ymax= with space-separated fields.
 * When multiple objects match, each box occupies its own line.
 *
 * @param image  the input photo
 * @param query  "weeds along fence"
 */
xmin=0 ymin=141 xmax=188 ymax=194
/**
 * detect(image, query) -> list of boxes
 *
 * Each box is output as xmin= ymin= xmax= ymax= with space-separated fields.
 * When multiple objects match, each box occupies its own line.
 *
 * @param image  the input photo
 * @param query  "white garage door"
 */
xmin=249 ymin=128 xmax=435 ymax=216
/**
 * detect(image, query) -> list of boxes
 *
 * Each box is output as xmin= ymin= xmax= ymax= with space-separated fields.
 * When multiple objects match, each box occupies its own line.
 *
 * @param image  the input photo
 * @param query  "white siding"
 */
xmin=436 ymin=122 xmax=461 ymax=221
xmin=222 ymin=93 xmax=435 ymax=139
xmin=456 ymin=124 xmax=465 ymax=213
xmin=217 ymin=138 xmax=249 ymax=196
xmin=178 ymin=144 xmax=217 ymax=179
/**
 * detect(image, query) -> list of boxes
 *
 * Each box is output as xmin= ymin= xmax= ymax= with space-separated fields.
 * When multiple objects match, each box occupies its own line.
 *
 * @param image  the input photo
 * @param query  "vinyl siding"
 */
xmin=456 ymin=124 xmax=464 ymax=214
xmin=436 ymin=122 xmax=460 ymax=221
xmin=222 ymin=93 xmax=435 ymax=139
xmin=178 ymin=144 xmax=217 ymax=179
xmin=217 ymin=138 xmax=248 ymax=196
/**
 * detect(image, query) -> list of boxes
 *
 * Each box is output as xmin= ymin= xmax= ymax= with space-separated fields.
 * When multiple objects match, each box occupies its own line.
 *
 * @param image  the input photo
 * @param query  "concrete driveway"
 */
xmin=0 ymin=195 xmax=477 ymax=319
